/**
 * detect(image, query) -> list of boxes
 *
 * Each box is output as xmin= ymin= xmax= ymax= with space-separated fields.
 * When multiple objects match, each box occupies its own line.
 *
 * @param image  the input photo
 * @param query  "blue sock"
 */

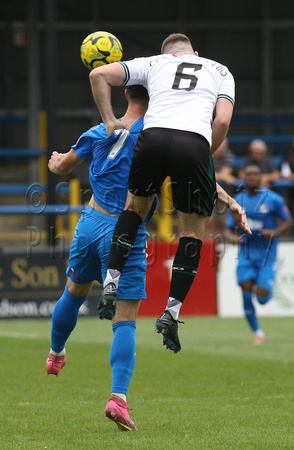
xmin=110 ymin=321 xmax=136 ymax=395
xmin=51 ymin=286 xmax=87 ymax=353
xmin=242 ymin=290 xmax=260 ymax=332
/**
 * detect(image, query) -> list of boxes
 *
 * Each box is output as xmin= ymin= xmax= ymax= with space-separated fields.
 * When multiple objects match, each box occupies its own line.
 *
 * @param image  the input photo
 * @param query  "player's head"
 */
xmin=244 ymin=165 xmax=262 ymax=192
xmin=249 ymin=139 xmax=267 ymax=162
xmin=125 ymin=85 xmax=149 ymax=107
xmin=161 ymin=33 xmax=196 ymax=55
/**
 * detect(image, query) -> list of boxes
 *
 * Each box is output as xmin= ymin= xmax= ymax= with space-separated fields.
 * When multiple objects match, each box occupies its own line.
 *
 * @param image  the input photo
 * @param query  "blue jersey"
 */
xmin=226 ymin=187 xmax=290 ymax=266
xmin=72 ymin=118 xmax=143 ymax=215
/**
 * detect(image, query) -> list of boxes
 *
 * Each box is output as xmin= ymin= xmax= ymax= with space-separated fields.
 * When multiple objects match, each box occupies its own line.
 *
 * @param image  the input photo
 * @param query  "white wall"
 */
xmin=217 ymin=242 xmax=294 ymax=317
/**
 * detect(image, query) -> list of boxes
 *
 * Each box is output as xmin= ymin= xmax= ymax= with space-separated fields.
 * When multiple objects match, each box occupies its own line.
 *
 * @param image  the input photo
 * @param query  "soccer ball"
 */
xmin=80 ymin=31 xmax=123 ymax=70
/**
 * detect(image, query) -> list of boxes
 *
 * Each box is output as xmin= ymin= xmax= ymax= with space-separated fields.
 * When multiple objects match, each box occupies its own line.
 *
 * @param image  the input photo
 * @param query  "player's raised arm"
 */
xmin=229 ymin=201 xmax=252 ymax=235
xmin=48 ymin=149 xmax=82 ymax=175
xmin=216 ymin=182 xmax=252 ymax=235
xmin=90 ymin=62 xmax=127 ymax=136
xmin=211 ymin=98 xmax=234 ymax=154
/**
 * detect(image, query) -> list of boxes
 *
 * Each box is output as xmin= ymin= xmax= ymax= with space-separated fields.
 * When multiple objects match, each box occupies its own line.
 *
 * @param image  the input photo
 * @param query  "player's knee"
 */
xmin=256 ymin=286 xmax=272 ymax=305
xmin=256 ymin=295 xmax=271 ymax=305
xmin=240 ymin=281 xmax=253 ymax=291
xmin=113 ymin=300 xmax=140 ymax=323
xmin=125 ymin=195 xmax=150 ymax=220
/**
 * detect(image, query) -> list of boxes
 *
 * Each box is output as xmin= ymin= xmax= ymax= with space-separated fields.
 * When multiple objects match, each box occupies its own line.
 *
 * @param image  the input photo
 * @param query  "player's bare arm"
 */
xmin=216 ymin=182 xmax=252 ymax=235
xmin=48 ymin=149 xmax=82 ymax=175
xmin=215 ymin=166 xmax=236 ymax=185
xmin=261 ymin=216 xmax=292 ymax=240
xmin=211 ymin=98 xmax=234 ymax=154
xmin=261 ymin=170 xmax=281 ymax=187
xmin=90 ymin=63 xmax=128 ymax=136
xmin=224 ymin=226 xmax=244 ymax=244
xmin=229 ymin=201 xmax=251 ymax=235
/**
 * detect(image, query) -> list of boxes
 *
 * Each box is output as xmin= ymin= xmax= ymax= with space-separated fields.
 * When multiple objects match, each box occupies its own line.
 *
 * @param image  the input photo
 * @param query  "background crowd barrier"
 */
xmin=0 ymin=179 xmax=82 ymax=243
xmin=0 ymin=240 xmax=218 ymax=319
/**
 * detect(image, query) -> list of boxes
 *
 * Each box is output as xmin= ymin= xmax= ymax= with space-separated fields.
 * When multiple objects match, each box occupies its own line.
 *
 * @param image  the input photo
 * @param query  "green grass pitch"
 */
xmin=0 ymin=316 xmax=293 ymax=449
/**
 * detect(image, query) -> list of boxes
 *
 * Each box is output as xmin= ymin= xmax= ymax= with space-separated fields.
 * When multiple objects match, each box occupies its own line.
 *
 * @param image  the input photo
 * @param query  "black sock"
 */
xmin=169 ymin=237 xmax=203 ymax=303
xmin=108 ymin=210 xmax=142 ymax=273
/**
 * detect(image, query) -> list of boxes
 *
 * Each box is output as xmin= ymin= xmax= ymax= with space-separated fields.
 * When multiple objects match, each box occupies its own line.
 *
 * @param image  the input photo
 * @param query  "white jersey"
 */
xmin=120 ymin=54 xmax=235 ymax=146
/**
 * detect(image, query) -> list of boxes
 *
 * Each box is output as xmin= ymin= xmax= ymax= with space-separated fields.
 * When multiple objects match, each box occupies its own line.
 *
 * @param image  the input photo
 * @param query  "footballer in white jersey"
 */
xmin=120 ymin=54 xmax=235 ymax=146
xmin=90 ymin=33 xmax=250 ymax=357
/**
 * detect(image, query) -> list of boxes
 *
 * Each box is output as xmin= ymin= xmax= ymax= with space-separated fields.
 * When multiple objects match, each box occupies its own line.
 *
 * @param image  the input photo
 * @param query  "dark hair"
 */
xmin=126 ymin=85 xmax=149 ymax=102
xmin=244 ymin=164 xmax=261 ymax=174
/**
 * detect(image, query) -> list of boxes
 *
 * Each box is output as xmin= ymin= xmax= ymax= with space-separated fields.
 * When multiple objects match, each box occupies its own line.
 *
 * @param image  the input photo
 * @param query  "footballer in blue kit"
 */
xmin=68 ymin=119 xmax=149 ymax=299
xmin=226 ymin=165 xmax=292 ymax=344
xmin=46 ymin=86 xmax=151 ymax=431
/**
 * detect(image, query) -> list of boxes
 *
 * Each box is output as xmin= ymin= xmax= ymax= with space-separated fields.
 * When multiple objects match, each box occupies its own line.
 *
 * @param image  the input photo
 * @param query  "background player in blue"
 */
xmin=46 ymin=86 xmax=150 ymax=431
xmin=226 ymin=165 xmax=292 ymax=344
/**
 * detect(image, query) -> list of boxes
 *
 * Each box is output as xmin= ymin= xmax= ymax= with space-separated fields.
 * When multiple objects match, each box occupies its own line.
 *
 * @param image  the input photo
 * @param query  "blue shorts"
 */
xmin=66 ymin=206 xmax=148 ymax=300
xmin=236 ymin=256 xmax=276 ymax=296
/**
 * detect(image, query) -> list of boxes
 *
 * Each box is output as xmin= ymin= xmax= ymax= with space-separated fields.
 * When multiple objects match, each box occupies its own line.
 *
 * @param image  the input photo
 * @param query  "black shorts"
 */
xmin=128 ymin=127 xmax=217 ymax=216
